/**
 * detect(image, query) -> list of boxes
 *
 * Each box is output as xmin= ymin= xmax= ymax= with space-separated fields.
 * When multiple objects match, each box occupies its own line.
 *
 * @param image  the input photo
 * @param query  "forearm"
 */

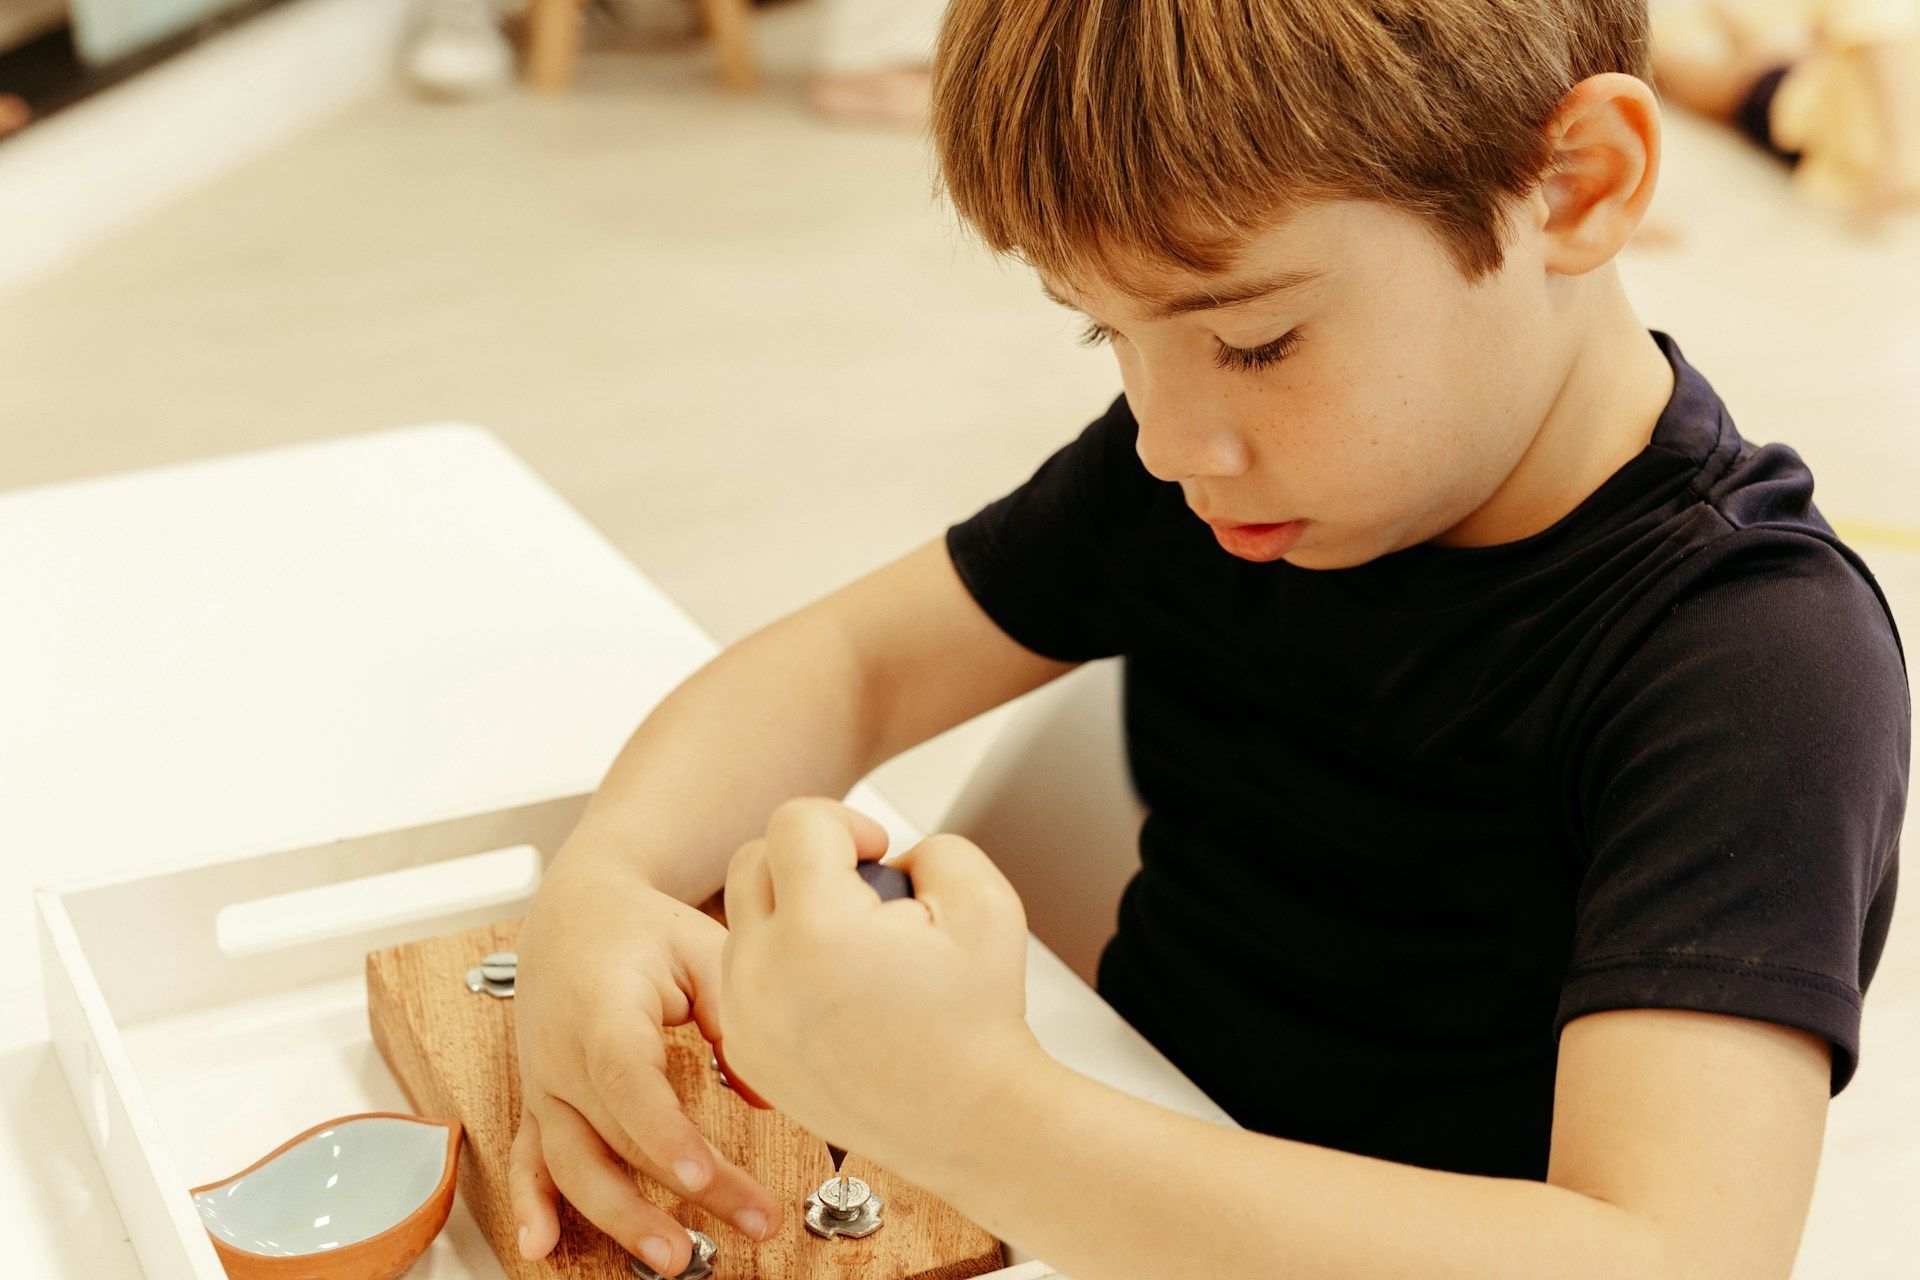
xmin=549 ymin=608 xmax=884 ymax=905
xmin=923 ymin=1055 xmax=1672 ymax=1280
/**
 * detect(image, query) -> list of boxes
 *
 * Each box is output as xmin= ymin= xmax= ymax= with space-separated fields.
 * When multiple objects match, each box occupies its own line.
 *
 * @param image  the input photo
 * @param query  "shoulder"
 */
xmin=1664 ymin=524 xmax=1898 ymax=653
xmin=1588 ymin=521 xmax=1906 ymax=737
xmin=1678 ymin=439 xmax=1902 ymax=663
xmin=1558 ymin=527 xmax=1908 ymax=1097
xmin=1558 ymin=484 xmax=1910 ymax=832
xmin=1596 ymin=417 xmax=1905 ymax=697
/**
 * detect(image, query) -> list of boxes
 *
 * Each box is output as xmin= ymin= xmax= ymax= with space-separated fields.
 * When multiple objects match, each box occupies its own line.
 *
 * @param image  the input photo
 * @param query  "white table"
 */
xmin=0 ymin=425 xmax=1227 ymax=1278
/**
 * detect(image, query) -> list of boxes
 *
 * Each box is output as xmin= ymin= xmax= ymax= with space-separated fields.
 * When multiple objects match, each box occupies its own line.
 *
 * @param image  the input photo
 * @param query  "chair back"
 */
xmin=937 ymin=657 xmax=1145 ymax=988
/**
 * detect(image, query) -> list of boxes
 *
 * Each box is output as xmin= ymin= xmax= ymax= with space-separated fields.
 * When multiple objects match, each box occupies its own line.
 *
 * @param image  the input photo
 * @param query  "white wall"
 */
xmin=0 ymin=0 xmax=411 ymax=296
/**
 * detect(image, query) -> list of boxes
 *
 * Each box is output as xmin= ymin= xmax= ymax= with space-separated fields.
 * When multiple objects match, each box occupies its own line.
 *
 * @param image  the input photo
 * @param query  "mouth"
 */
xmin=1201 ymin=516 xmax=1307 ymax=562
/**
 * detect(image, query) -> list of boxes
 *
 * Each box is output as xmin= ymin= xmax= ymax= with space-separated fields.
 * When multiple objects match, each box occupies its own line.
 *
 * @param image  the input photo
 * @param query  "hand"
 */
xmin=717 ymin=797 xmax=1048 ymax=1183
xmin=507 ymin=850 xmax=783 ymax=1275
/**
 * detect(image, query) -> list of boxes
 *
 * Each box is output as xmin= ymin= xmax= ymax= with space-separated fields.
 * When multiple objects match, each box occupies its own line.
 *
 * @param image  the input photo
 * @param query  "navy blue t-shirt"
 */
xmin=943 ymin=332 xmax=1907 ymax=1180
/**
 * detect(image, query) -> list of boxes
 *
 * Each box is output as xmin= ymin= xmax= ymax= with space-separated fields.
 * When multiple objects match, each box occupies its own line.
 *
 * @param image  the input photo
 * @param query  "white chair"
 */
xmin=936 ymin=657 xmax=1146 ymax=990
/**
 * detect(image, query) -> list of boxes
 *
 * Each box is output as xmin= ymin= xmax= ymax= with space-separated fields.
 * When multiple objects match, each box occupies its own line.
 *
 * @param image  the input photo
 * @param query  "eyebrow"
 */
xmin=1040 ymin=266 xmax=1325 ymax=320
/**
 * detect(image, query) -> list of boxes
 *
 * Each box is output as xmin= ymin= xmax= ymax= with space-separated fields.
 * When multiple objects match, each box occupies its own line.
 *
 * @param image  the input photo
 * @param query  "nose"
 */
xmin=1132 ymin=408 xmax=1250 ymax=483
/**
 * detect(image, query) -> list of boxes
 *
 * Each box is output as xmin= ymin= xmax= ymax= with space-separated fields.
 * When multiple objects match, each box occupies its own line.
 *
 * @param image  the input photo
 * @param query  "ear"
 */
xmin=1533 ymin=73 xmax=1661 ymax=274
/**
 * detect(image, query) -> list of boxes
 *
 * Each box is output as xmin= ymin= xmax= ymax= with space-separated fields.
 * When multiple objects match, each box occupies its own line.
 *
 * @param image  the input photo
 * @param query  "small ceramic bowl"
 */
xmin=189 ymin=1111 xmax=462 ymax=1279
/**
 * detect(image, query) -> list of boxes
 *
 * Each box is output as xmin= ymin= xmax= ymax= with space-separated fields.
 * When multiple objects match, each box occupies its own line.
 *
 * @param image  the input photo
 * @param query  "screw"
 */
xmin=804 ymin=1175 xmax=883 ymax=1239
xmin=628 ymin=1228 xmax=716 ymax=1279
xmin=465 ymin=951 xmax=516 ymax=998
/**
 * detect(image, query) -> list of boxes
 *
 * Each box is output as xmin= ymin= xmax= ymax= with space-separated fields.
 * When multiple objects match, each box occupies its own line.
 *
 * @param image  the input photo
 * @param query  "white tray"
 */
xmin=36 ymin=786 xmax=1058 ymax=1280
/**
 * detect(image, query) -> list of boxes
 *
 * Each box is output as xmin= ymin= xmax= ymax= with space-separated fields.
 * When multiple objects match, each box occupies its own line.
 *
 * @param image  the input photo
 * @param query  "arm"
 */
xmin=715 ymin=783 xmax=1838 ymax=1280
xmin=925 ymin=1007 xmax=1827 ymax=1280
xmin=507 ymin=536 xmax=1082 ymax=1266
xmin=916 ymin=541 xmax=1883 ymax=1280
xmin=548 ymin=534 xmax=1081 ymax=905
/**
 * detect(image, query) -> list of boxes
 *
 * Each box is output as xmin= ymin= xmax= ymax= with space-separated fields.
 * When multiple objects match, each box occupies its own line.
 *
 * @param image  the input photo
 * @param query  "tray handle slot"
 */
xmin=56 ymin=793 xmax=588 ymax=1024
xmin=215 ymin=843 xmax=541 ymax=958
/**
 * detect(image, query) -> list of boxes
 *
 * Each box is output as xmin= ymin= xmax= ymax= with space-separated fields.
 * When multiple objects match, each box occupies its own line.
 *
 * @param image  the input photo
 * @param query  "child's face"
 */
xmin=1042 ymin=196 xmax=1576 ymax=569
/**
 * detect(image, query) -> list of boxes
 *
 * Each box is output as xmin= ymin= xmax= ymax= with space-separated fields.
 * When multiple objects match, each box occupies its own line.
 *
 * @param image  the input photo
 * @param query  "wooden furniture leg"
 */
xmin=526 ymin=0 xmax=582 ymax=91
xmin=696 ymin=0 xmax=760 ymax=91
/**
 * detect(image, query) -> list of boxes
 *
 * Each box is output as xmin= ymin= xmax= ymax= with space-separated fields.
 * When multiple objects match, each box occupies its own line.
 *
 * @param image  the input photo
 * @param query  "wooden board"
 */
xmin=366 ymin=899 xmax=1007 ymax=1279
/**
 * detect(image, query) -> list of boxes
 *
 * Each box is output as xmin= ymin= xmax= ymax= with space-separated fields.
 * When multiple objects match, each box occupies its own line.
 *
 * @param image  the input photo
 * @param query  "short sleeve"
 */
xmin=1559 ymin=533 xmax=1908 ymax=1094
xmin=944 ymin=394 xmax=1152 ymax=663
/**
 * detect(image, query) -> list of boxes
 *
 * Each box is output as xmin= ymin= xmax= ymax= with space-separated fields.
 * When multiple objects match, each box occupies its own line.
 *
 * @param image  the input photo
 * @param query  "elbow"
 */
xmin=1624 ymin=1215 xmax=1795 ymax=1280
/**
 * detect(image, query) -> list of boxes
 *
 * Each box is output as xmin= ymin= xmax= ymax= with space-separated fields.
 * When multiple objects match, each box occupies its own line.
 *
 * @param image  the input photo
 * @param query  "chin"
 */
xmin=1279 ymin=545 xmax=1360 ymax=570
xmin=1271 ymin=531 xmax=1368 ymax=569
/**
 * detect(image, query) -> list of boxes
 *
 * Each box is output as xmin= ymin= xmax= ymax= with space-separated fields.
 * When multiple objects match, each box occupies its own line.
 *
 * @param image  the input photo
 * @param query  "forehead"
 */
xmin=1034 ymin=199 xmax=1460 ymax=318
xmin=1034 ymin=206 xmax=1339 ymax=318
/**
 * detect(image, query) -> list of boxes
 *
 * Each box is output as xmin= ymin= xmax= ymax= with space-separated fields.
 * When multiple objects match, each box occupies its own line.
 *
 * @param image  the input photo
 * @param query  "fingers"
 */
xmin=762 ymin=797 xmax=892 ymax=915
xmin=581 ymin=1028 xmax=700 ymax=1175
xmin=508 ymin=1104 xmax=560 ymax=1259
xmin=677 ymin=915 xmax=729 ymax=1049
xmin=662 ymin=910 xmax=763 ymax=1110
xmin=712 ymin=922 xmax=778 ymax=1110
xmin=695 ymin=1130 xmax=781 ymax=1242
xmin=530 ymin=1094 xmax=697 ymax=1275
xmin=891 ymin=832 xmax=1027 ymax=949
xmin=568 ymin=1079 xmax=780 ymax=1243
xmin=724 ymin=836 xmax=774 ymax=930
xmin=834 ymin=799 xmax=896 ymax=859
xmin=578 ymin=1022 xmax=723 ymax=1183
xmin=709 ymin=1035 xmax=774 ymax=1110
xmin=577 ymin=1007 xmax=782 ymax=1239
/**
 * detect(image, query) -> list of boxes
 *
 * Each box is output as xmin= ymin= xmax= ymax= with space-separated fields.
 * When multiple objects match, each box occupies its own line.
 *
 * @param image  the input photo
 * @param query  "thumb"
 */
xmin=683 ymin=922 xmax=776 ymax=1110
xmin=890 ymin=832 xmax=1026 ymax=949
xmin=679 ymin=924 xmax=728 ymax=1049
xmin=842 ymin=802 xmax=893 ymax=863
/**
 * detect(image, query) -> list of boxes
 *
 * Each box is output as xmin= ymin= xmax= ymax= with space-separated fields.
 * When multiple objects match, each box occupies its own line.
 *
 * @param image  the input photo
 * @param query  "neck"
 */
xmin=1434 ymin=270 xmax=1675 ymax=548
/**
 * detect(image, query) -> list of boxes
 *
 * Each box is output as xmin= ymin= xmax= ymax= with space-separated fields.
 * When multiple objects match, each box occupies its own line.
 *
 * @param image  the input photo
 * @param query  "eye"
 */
xmin=1213 ymin=327 xmax=1304 ymax=373
xmin=1076 ymin=318 xmax=1114 ymax=348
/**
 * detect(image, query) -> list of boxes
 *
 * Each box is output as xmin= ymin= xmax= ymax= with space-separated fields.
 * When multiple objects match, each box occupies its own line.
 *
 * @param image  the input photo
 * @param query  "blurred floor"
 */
xmin=0 ymin=7 xmax=1916 ymax=1275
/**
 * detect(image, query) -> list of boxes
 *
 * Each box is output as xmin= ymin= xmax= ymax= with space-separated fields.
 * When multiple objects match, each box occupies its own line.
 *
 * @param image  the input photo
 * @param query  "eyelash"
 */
xmin=1075 ymin=319 xmax=1304 ymax=372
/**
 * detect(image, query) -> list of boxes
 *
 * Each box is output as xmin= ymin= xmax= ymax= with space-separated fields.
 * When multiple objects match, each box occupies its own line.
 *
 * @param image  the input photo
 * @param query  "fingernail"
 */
xmin=641 ymin=1235 xmax=672 ymax=1271
xmin=736 ymin=1207 xmax=768 ymax=1239
xmin=675 ymin=1158 xmax=707 ymax=1190
xmin=516 ymin=1223 xmax=531 ymax=1258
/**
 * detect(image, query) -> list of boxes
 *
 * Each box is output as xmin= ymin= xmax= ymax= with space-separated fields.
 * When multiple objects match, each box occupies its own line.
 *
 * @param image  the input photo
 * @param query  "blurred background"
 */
xmin=2 ymin=0 xmax=1916 ymax=828
xmin=0 ymin=0 xmax=1916 ymax=1272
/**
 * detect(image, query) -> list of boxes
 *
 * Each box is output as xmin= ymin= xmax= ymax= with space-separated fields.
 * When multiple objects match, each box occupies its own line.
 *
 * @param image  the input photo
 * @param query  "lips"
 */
xmin=1205 ymin=517 xmax=1307 ymax=562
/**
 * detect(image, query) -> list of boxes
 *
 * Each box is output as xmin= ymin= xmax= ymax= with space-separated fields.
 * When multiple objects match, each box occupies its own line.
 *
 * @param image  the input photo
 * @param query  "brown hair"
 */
xmin=930 ymin=0 xmax=1650 ymax=290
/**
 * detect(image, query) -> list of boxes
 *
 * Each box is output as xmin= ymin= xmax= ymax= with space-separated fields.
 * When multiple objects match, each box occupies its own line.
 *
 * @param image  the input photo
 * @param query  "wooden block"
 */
xmin=366 ymin=901 xmax=1007 ymax=1279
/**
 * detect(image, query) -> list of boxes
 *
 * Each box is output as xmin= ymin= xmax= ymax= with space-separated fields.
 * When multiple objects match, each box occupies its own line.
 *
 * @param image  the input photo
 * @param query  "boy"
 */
xmin=506 ymin=1 xmax=1908 ymax=1276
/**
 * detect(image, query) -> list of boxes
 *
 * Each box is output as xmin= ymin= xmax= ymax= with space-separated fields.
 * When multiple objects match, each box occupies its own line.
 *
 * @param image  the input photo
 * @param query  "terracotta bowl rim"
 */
xmin=188 ymin=1110 xmax=463 ymax=1262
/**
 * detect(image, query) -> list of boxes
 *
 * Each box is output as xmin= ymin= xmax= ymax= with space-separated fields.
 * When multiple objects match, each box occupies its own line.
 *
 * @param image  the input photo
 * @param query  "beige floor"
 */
xmin=1 ymin=7 xmax=1917 ymax=1274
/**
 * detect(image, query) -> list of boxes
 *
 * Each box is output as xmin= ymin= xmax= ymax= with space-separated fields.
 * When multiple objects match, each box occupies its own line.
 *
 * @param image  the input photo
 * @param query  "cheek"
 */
xmin=1246 ymin=350 xmax=1458 ymax=513
xmin=1317 ymin=290 xmax=1535 ymax=492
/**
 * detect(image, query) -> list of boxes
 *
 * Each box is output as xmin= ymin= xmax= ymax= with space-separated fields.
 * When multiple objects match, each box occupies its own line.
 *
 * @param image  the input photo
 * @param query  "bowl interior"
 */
xmin=193 ymin=1116 xmax=450 ymax=1257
